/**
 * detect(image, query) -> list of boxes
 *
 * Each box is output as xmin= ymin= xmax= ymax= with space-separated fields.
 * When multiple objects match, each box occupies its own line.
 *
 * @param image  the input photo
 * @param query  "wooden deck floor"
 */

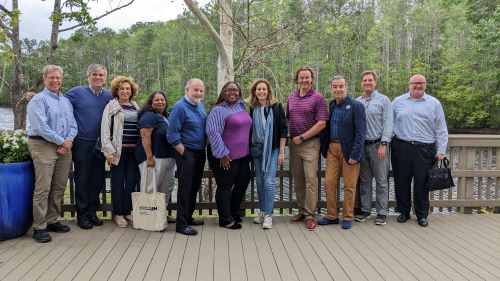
xmin=0 ymin=214 xmax=499 ymax=281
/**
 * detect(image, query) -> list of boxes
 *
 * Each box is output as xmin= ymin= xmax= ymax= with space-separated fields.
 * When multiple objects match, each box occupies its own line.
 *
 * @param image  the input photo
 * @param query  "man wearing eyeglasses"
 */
xmin=391 ymin=74 xmax=448 ymax=227
xmin=354 ymin=71 xmax=392 ymax=226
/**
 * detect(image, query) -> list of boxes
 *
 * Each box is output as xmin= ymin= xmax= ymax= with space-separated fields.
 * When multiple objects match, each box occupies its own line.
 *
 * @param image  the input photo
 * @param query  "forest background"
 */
xmin=0 ymin=0 xmax=498 ymax=130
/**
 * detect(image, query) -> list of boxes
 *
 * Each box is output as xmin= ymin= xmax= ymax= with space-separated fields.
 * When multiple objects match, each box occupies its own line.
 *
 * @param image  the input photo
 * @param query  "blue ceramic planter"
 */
xmin=0 ymin=161 xmax=34 ymax=240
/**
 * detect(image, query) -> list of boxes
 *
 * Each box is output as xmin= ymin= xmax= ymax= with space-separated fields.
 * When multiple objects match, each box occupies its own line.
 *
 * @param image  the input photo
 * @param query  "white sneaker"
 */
xmin=262 ymin=215 xmax=272 ymax=229
xmin=253 ymin=212 xmax=264 ymax=224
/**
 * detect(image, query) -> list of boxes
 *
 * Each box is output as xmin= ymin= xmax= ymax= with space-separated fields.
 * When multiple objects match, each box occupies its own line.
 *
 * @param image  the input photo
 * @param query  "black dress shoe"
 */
xmin=47 ymin=222 xmax=70 ymax=233
xmin=233 ymin=217 xmax=243 ymax=223
xmin=176 ymin=226 xmax=198 ymax=236
xmin=33 ymin=229 xmax=52 ymax=243
xmin=77 ymin=217 xmax=94 ymax=229
xmin=167 ymin=216 xmax=176 ymax=223
xmin=397 ymin=213 xmax=410 ymax=223
xmin=189 ymin=218 xmax=204 ymax=226
xmin=418 ymin=218 xmax=429 ymax=227
xmin=88 ymin=215 xmax=104 ymax=226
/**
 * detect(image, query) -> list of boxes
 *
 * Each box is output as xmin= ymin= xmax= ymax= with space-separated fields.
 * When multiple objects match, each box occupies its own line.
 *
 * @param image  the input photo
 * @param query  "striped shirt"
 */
xmin=121 ymin=104 xmax=139 ymax=148
xmin=206 ymin=100 xmax=252 ymax=159
xmin=287 ymin=88 xmax=328 ymax=137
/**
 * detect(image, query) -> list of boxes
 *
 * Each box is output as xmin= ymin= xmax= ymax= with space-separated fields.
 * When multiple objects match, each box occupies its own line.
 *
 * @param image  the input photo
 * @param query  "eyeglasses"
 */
xmin=409 ymin=82 xmax=426 ymax=85
xmin=225 ymin=88 xmax=239 ymax=94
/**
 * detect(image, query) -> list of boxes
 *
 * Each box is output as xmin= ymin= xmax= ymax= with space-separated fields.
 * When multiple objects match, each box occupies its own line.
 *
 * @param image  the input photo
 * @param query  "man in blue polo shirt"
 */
xmin=167 ymin=78 xmax=207 ymax=236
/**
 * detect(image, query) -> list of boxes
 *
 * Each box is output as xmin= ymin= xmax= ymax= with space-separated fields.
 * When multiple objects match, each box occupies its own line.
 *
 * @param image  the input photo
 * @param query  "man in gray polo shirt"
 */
xmin=355 ymin=70 xmax=392 ymax=225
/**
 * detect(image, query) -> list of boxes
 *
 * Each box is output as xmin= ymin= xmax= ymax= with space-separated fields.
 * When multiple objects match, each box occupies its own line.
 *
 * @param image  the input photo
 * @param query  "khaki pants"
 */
xmin=289 ymin=138 xmax=320 ymax=218
xmin=28 ymin=139 xmax=72 ymax=230
xmin=325 ymin=142 xmax=360 ymax=220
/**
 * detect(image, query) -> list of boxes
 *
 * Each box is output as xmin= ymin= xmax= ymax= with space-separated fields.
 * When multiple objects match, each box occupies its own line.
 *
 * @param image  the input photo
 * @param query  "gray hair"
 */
xmin=86 ymin=64 xmax=107 ymax=77
xmin=329 ymin=75 xmax=348 ymax=86
xmin=42 ymin=65 xmax=63 ymax=77
xmin=185 ymin=78 xmax=203 ymax=90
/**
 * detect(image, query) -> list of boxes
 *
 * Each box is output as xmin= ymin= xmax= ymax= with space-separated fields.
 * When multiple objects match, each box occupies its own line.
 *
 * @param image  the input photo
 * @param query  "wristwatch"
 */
xmin=381 ymin=141 xmax=388 ymax=146
xmin=299 ymin=135 xmax=305 ymax=142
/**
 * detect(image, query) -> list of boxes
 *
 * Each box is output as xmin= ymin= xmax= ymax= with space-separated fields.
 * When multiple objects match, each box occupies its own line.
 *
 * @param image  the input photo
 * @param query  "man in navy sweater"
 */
xmin=27 ymin=64 xmax=112 ymax=229
xmin=167 ymin=78 xmax=207 ymax=236
xmin=66 ymin=64 xmax=112 ymax=229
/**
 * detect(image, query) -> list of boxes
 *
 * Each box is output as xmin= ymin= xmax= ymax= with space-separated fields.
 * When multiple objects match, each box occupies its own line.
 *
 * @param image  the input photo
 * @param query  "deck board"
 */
xmin=0 ymin=214 xmax=499 ymax=281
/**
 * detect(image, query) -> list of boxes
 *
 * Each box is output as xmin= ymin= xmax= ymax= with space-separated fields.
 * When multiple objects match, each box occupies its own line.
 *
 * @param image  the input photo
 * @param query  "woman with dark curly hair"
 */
xmin=101 ymin=75 xmax=140 ymax=227
xmin=206 ymin=81 xmax=252 ymax=229
xmin=135 ymin=91 xmax=175 ymax=218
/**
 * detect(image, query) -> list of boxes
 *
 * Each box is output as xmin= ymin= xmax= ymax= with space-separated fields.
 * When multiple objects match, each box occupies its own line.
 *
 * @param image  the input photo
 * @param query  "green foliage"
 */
xmin=0 ymin=0 xmax=497 ymax=129
xmin=0 ymin=130 xmax=30 ymax=163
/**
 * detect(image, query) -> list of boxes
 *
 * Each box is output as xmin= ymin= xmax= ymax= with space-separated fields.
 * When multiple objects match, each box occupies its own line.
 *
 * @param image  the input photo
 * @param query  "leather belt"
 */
xmin=28 ymin=136 xmax=46 ymax=141
xmin=394 ymin=137 xmax=434 ymax=148
xmin=365 ymin=139 xmax=381 ymax=145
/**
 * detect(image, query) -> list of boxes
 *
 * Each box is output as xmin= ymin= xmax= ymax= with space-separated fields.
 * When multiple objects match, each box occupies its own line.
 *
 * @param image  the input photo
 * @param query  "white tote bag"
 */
xmin=132 ymin=167 xmax=167 ymax=231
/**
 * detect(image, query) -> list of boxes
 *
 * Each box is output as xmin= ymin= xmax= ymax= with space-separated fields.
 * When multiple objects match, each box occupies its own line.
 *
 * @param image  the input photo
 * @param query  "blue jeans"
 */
xmin=253 ymin=148 xmax=279 ymax=215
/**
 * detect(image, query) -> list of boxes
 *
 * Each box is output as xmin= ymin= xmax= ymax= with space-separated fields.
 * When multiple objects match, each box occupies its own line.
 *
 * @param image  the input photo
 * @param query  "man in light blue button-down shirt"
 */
xmin=391 ymin=74 xmax=448 ymax=227
xmin=27 ymin=65 xmax=77 ymax=243
xmin=355 ymin=71 xmax=392 ymax=226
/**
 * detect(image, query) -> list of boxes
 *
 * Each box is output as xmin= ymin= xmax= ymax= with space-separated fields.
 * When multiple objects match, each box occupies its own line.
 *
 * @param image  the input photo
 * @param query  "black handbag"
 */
xmin=427 ymin=157 xmax=454 ymax=191
xmin=94 ymin=115 xmax=114 ymax=158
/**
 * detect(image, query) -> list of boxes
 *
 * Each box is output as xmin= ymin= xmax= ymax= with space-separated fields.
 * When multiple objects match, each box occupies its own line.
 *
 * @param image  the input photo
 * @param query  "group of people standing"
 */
xmin=26 ymin=64 xmax=448 ymax=243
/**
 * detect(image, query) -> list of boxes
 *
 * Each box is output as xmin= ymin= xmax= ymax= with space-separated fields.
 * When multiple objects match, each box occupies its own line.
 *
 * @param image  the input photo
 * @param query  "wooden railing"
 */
xmin=61 ymin=135 xmax=500 ymax=216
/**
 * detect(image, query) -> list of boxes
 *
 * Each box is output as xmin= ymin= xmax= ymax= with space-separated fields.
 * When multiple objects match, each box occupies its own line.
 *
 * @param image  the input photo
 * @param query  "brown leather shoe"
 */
xmin=289 ymin=213 xmax=306 ymax=223
xmin=306 ymin=218 xmax=316 ymax=230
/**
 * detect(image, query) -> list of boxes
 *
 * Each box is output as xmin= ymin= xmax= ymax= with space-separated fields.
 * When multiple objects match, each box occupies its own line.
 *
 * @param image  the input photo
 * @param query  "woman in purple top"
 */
xmin=206 ymin=81 xmax=252 ymax=229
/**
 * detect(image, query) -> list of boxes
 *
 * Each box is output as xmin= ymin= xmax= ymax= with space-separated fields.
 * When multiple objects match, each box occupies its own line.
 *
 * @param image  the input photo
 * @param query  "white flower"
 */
xmin=3 ymin=143 xmax=9 ymax=148
xmin=12 ymin=143 xmax=19 ymax=149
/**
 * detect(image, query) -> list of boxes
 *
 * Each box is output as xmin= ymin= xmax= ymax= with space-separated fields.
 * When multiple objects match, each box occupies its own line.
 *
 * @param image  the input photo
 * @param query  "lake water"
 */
xmin=0 ymin=107 xmax=14 ymax=130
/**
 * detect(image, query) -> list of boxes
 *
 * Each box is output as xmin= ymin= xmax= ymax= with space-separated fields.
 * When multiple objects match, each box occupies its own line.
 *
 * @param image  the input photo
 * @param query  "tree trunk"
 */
xmin=217 ymin=0 xmax=234 ymax=91
xmin=46 ymin=0 xmax=61 ymax=65
xmin=9 ymin=0 xmax=26 ymax=130
xmin=183 ymin=0 xmax=234 ymax=92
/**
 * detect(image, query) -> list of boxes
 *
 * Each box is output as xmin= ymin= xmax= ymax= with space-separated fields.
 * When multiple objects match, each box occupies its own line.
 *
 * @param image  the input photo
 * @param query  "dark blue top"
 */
xmin=167 ymin=97 xmax=207 ymax=150
xmin=320 ymin=95 xmax=366 ymax=163
xmin=330 ymin=98 xmax=345 ymax=140
xmin=136 ymin=111 xmax=173 ymax=163
xmin=65 ymin=86 xmax=112 ymax=141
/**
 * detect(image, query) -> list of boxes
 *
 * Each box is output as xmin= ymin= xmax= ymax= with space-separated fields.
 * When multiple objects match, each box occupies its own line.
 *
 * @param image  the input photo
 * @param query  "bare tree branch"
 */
xmin=0 ymin=4 xmax=13 ymax=17
xmin=59 ymin=0 xmax=134 ymax=32
xmin=0 ymin=21 xmax=13 ymax=37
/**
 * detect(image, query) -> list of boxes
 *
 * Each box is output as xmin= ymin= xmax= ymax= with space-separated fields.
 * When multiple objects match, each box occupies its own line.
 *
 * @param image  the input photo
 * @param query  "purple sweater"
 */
xmin=206 ymin=100 xmax=252 ymax=159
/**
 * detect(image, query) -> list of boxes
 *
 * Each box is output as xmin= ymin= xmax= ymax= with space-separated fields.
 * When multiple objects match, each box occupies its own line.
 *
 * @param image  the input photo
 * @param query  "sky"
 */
xmin=17 ymin=0 xmax=210 ymax=41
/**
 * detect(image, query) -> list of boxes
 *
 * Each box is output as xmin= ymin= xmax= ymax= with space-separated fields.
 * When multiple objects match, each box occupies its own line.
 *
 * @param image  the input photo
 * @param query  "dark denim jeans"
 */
xmin=111 ymin=149 xmax=139 ymax=215
xmin=72 ymin=138 xmax=105 ymax=220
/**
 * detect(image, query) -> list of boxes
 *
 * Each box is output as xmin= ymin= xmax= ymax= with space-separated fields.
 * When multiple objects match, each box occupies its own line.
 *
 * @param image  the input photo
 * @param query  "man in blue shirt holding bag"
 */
xmin=391 ymin=74 xmax=448 ymax=227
